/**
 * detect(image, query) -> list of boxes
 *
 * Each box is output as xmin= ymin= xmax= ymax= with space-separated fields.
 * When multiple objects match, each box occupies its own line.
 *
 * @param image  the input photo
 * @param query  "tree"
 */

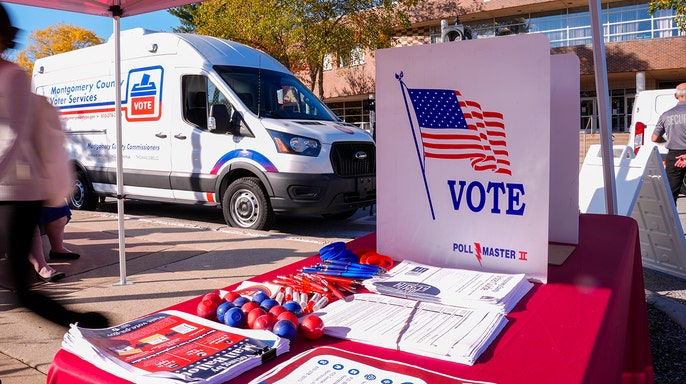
xmin=16 ymin=23 xmax=103 ymax=74
xmin=168 ymin=3 xmax=200 ymax=33
xmin=186 ymin=0 xmax=418 ymax=97
xmin=649 ymin=0 xmax=686 ymax=32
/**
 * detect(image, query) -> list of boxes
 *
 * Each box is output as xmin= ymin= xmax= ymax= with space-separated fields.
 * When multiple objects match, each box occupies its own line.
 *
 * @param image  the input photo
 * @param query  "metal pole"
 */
xmin=589 ymin=0 xmax=617 ymax=215
xmin=112 ymin=13 xmax=131 ymax=286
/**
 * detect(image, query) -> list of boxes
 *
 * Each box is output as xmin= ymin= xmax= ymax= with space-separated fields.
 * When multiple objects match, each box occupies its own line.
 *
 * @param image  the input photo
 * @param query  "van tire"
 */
xmin=70 ymin=170 xmax=99 ymax=211
xmin=223 ymin=177 xmax=275 ymax=230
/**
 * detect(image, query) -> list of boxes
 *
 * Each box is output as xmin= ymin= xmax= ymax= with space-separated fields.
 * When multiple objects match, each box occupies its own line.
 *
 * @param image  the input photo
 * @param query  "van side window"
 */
xmin=183 ymin=75 xmax=208 ymax=129
xmin=183 ymin=75 xmax=240 ymax=133
xmin=207 ymin=81 xmax=236 ymax=120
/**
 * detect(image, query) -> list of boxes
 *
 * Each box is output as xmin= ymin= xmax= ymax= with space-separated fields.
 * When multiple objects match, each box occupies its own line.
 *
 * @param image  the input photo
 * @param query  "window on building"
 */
xmin=339 ymin=46 xmax=365 ymax=67
xmin=465 ymin=3 xmax=681 ymax=48
xmin=325 ymin=99 xmax=372 ymax=132
xmin=323 ymin=54 xmax=334 ymax=71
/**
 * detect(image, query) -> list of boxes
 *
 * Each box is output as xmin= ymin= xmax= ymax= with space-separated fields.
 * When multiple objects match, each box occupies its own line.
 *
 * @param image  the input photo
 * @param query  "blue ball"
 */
xmin=223 ymin=307 xmax=246 ymax=328
xmin=260 ymin=298 xmax=279 ymax=311
xmin=252 ymin=292 xmax=270 ymax=305
xmin=232 ymin=296 xmax=250 ymax=308
xmin=216 ymin=301 xmax=235 ymax=321
xmin=282 ymin=300 xmax=302 ymax=316
xmin=272 ymin=319 xmax=298 ymax=340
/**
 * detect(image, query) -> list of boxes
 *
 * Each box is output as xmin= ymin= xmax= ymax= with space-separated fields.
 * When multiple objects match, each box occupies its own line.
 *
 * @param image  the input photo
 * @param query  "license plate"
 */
xmin=357 ymin=176 xmax=375 ymax=199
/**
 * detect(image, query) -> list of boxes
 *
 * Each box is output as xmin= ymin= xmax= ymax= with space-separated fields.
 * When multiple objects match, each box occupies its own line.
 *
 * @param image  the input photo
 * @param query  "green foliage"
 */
xmin=649 ymin=0 xmax=686 ymax=31
xmin=190 ymin=0 xmax=418 ymax=96
xmin=168 ymin=3 xmax=200 ymax=33
xmin=16 ymin=23 xmax=103 ymax=74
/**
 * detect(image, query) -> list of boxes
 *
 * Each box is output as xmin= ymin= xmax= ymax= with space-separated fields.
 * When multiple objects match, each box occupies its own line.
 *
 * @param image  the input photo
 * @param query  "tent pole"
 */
xmin=112 ymin=11 xmax=131 ymax=286
xmin=588 ymin=0 xmax=617 ymax=215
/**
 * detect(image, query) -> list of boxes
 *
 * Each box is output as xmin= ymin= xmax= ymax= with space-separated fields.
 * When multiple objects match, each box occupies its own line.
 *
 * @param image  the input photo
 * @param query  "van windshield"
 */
xmin=215 ymin=65 xmax=338 ymax=121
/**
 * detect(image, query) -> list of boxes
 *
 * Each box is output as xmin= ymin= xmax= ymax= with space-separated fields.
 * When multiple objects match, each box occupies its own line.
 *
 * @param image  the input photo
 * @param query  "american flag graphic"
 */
xmin=396 ymin=72 xmax=511 ymax=220
xmin=405 ymin=87 xmax=511 ymax=175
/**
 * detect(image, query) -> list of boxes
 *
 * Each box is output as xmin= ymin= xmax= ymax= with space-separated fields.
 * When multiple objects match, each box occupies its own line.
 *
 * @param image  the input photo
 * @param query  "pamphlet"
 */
xmin=310 ymin=294 xmax=508 ymax=366
xmin=364 ymin=260 xmax=534 ymax=313
xmin=249 ymin=346 xmax=494 ymax=384
xmin=61 ymin=310 xmax=289 ymax=384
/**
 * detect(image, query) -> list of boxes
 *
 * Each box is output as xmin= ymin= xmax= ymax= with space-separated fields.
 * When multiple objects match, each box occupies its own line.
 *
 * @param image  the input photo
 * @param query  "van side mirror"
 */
xmin=208 ymin=104 xmax=230 ymax=134
xmin=230 ymin=110 xmax=254 ymax=137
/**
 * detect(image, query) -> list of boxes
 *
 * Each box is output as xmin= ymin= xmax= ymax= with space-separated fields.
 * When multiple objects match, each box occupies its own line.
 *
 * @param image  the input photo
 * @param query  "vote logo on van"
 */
xmin=125 ymin=66 xmax=164 ymax=122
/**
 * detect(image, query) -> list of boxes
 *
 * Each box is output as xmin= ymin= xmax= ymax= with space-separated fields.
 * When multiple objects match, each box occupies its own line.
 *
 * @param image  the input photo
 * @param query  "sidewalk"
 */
xmin=0 ymin=210 xmax=345 ymax=384
xmin=1 ymin=206 xmax=685 ymax=384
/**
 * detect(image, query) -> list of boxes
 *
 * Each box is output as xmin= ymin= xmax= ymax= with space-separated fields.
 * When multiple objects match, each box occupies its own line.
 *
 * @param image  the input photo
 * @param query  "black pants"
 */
xmin=0 ymin=201 xmax=75 ymax=325
xmin=666 ymin=150 xmax=686 ymax=203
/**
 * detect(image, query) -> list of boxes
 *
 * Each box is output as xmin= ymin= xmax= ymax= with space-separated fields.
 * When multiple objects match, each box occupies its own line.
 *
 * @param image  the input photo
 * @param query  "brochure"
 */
xmin=249 ymin=346 xmax=494 ymax=384
xmin=310 ymin=294 xmax=508 ymax=366
xmin=61 ymin=310 xmax=289 ymax=384
xmin=363 ymin=260 xmax=534 ymax=313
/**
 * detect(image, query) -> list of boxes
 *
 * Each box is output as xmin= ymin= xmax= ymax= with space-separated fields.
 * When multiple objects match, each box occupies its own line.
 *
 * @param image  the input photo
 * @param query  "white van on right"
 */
xmin=629 ymin=88 xmax=679 ymax=156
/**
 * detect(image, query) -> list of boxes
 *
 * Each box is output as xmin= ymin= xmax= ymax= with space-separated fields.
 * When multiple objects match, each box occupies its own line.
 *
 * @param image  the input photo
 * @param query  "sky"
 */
xmin=3 ymin=3 xmax=182 ymax=50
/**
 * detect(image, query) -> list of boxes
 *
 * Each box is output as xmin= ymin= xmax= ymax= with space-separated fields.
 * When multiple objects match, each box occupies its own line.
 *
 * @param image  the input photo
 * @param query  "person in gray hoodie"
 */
xmin=0 ymin=2 xmax=108 ymax=328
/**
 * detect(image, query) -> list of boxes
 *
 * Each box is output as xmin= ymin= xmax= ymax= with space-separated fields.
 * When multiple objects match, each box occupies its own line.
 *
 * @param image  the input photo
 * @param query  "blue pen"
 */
xmin=301 ymin=269 xmax=375 ymax=279
xmin=321 ymin=260 xmax=384 ymax=271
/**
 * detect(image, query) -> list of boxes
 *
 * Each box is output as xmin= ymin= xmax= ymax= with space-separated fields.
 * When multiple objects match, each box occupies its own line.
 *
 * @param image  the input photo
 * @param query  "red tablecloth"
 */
xmin=47 ymin=213 xmax=654 ymax=384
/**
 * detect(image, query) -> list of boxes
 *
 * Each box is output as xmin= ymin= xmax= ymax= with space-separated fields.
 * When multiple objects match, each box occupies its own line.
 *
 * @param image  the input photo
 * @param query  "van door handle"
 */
xmin=155 ymin=132 xmax=167 ymax=138
xmin=174 ymin=133 xmax=187 ymax=140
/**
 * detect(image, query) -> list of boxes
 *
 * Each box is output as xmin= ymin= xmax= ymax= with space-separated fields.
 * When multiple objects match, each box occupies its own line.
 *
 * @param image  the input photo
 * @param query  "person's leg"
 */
xmin=1 ymin=201 xmax=107 ymax=328
xmin=29 ymin=226 xmax=65 ymax=282
xmin=665 ymin=151 xmax=683 ymax=202
xmin=45 ymin=214 xmax=70 ymax=253
xmin=44 ymin=206 xmax=79 ymax=259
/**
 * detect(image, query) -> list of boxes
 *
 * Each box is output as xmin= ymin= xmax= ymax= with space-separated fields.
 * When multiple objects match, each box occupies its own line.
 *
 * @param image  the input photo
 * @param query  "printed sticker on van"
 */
xmin=124 ymin=66 xmax=164 ymax=122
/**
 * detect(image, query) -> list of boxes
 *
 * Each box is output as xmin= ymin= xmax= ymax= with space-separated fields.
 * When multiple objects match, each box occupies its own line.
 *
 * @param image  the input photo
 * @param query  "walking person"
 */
xmin=651 ymin=83 xmax=686 ymax=203
xmin=0 ymin=3 xmax=108 ymax=328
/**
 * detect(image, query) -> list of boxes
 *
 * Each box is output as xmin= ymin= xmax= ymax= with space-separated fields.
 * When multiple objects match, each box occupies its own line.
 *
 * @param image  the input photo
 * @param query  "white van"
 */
xmin=32 ymin=29 xmax=376 ymax=230
xmin=628 ymin=88 xmax=678 ymax=156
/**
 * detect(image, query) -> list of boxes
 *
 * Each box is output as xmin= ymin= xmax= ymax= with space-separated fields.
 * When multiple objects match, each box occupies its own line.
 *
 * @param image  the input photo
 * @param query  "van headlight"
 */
xmin=267 ymin=130 xmax=321 ymax=156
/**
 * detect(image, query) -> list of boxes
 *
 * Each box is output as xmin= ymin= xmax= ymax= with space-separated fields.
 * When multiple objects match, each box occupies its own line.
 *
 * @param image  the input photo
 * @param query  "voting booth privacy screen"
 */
xmin=376 ymin=34 xmax=580 ymax=284
xmin=579 ymin=145 xmax=686 ymax=280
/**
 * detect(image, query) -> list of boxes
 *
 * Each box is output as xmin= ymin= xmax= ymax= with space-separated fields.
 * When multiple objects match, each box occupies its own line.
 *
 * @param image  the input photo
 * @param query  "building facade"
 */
xmin=320 ymin=0 xmax=686 ymax=134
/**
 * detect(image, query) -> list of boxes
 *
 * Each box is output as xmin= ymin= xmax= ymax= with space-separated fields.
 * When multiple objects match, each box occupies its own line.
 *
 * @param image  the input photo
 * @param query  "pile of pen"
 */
xmin=271 ymin=272 xmax=360 ymax=315
xmin=269 ymin=242 xmax=391 ymax=315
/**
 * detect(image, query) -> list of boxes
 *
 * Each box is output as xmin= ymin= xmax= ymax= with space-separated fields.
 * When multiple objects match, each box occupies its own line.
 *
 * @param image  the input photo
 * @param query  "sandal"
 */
xmin=36 ymin=266 xmax=66 ymax=282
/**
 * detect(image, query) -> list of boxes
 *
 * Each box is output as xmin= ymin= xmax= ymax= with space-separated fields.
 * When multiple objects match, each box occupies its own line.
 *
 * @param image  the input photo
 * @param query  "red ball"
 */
xmin=203 ymin=292 xmax=223 ymax=306
xmin=277 ymin=311 xmax=299 ymax=326
xmin=241 ymin=301 xmax=260 ymax=315
xmin=268 ymin=305 xmax=288 ymax=318
xmin=197 ymin=299 xmax=218 ymax=320
xmin=300 ymin=315 xmax=325 ymax=340
xmin=247 ymin=307 xmax=267 ymax=328
xmin=253 ymin=314 xmax=276 ymax=331
xmin=222 ymin=291 xmax=241 ymax=303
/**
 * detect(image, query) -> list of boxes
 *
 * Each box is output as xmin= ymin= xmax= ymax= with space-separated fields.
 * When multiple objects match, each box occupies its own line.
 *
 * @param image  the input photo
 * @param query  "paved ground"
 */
xmin=0 ymin=200 xmax=685 ymax=384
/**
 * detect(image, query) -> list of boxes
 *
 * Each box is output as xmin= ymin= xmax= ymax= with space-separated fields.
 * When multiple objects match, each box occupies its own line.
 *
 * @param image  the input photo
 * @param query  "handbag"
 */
xmin=33 ymin=94 xmax=74 ymax=207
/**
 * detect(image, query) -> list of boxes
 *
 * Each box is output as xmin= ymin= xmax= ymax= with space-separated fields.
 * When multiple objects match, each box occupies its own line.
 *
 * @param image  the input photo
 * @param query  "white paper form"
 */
xmin=312 ymin=294 xmax=507 ymax=365
xmin=365 ymin=260 xmax=533 ymax=313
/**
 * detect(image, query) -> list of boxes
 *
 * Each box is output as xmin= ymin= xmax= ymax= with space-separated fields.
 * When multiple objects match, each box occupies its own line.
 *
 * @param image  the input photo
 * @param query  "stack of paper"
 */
xmin=311 ymin=294 xmax=507 ymax=366
xmin=61 ymin=310 xmax=289 ymax=384
xmin=363 ymin=260 xmax=534 ymax=314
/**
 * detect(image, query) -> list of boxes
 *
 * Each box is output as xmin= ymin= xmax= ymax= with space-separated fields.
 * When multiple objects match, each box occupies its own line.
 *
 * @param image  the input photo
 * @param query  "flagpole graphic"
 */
xmin=397 ymin=73 xmax=512 ymax=220
xmin=397 ymin=72 xmax=436 ymax=220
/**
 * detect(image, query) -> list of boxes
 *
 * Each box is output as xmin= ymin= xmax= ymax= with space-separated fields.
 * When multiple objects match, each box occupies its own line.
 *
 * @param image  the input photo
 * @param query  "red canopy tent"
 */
xmin=4 ymin=0 xmax=200 ymax=285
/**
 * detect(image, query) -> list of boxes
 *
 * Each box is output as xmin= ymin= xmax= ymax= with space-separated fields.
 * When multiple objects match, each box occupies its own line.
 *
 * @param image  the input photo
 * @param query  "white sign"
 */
xmin=376 ymin=34 xmax=552 ymax=283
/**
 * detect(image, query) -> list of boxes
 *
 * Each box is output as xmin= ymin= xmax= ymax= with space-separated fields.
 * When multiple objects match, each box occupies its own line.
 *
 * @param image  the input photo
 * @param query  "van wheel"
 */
xmin=70 ymin=170 xmax=99 ymax=211
xmin=223 ymin=177 xmax=275 ymax=230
